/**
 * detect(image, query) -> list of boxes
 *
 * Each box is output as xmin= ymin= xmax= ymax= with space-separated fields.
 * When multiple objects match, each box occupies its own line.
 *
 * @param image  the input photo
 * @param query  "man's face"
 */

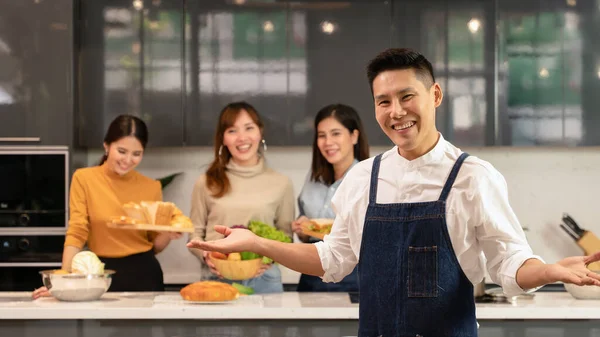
xmin=373 ymin=68 xmax=442 ymax=159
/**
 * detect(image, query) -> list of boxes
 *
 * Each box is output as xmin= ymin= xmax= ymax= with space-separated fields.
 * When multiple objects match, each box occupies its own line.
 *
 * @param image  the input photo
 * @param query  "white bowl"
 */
xmin=564 ymin=282 xmax=600 ymax=300
xmin=40 ymin=269 xmax=115 ymax=302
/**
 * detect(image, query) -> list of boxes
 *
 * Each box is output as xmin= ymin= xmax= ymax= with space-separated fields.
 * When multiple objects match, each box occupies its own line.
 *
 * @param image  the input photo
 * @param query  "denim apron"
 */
xmin=358 ymin=152 xmax=477 ymax=337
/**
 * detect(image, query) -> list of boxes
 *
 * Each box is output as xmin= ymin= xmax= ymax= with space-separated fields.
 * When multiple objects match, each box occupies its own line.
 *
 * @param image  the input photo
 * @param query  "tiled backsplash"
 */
xmin=87 ymin=145 xmax=600 ymax=285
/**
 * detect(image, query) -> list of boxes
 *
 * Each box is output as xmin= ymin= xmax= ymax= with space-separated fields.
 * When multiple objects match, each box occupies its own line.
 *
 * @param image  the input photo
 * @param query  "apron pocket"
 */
xmin=407 ymin=246 xmax=438 ymax=298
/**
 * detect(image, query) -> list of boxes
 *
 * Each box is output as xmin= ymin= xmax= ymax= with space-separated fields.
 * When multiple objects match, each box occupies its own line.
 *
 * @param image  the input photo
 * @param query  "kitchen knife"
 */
xmin=562 ymin=213 xmax=586 ymax=237
xmin=560 ymin=223 xmax=580 ymax=241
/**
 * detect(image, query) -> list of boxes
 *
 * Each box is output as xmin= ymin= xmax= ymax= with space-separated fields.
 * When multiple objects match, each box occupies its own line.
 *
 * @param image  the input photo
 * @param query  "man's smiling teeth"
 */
xmin=393 ymin=121 xmax=415 ymax=130
xmin=237 ymin=144 xmax=251 ymax=151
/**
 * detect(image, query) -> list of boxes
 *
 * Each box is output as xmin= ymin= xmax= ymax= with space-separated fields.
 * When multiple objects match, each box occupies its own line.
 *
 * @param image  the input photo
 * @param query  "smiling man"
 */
xmin=188 ymin=48 xmax=600 ymax=337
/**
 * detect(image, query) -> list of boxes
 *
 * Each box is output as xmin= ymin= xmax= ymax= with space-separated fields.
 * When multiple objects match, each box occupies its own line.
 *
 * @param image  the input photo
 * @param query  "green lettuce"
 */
xmin=246 ymin=220 xmax=292 ymax=264
xmin=240 ymin=251 xmax=260 ymax=260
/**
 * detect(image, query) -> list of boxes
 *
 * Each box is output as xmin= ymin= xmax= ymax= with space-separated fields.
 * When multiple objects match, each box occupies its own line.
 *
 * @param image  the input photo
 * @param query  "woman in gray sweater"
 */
xmin=188 ymin=101 xmax=295 ymax=294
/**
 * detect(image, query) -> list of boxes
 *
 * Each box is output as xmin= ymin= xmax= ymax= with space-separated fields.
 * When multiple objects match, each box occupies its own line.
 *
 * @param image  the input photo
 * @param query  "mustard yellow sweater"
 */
xmin=64 ymin=163 xmax=162 ymax=258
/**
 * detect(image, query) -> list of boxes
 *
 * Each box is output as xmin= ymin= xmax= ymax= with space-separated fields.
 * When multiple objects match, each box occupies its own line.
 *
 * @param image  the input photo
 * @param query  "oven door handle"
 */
xmin=0 ymin=137 xmax=41 ymax=142
xmin=0 ymin=262 xmax=61 ymax=267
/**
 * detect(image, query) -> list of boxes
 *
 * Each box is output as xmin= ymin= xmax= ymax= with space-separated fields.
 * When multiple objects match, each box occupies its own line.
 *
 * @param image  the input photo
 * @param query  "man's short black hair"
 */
xmin=367 ymin=48 xmax=435 ymax=91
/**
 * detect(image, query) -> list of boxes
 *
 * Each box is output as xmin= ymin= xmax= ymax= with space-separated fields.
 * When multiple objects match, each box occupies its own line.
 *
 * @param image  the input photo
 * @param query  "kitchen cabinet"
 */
xmin=0 ymin=0 xmax=73 ymax=147
xmin=76 ymin=0 xmax=600 ymax=147
xmin=184 ymin=1 xmax=312 ymax=146
xmin=497 ymin=0 xmax=600 ymax=146
xmin=77 ymin=0 xmax=185 ymax=148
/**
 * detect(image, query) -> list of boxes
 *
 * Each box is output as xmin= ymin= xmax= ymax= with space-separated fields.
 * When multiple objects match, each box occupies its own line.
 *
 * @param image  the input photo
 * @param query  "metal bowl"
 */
xmin=39 ymin=269 xmax=116 ymax=302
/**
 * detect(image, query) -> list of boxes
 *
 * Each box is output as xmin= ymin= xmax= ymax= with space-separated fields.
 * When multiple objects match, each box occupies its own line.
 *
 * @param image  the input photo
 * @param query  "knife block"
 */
xmin=577 ymin=231 xmax=600 ymax=271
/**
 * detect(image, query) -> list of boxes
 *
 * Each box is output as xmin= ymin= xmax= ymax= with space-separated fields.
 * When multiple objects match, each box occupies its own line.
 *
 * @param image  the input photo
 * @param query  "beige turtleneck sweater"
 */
xmin=189 ymin=158 xmax=295 ymax=258
xmin=64 ymin=163 xmax=162 ymax=258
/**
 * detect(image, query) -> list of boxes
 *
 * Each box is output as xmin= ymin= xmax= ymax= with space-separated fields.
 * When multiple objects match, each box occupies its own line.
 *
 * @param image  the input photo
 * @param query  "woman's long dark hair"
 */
xmin=205 ymin=102 xmax=264 ymax=198
xmin=311 ymin=104 xmax=369 ymax=185
xmin=98 ymin=115 xmax=149 ymax=165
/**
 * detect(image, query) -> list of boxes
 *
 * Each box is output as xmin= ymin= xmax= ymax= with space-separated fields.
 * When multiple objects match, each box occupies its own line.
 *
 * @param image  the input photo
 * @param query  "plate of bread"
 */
xmin=179 ymin=281 xmax=240 ymax=304
xmin=300 ymin=218 xmax=334 ymax=240
xmin=107 ymin=201 xmax=194 ymax=233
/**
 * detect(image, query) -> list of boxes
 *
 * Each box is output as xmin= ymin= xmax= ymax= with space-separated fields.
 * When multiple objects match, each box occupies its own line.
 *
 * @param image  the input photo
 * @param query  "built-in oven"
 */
xmin=0 ymin=146 xmax=69 ymax=291
xmin=0 ymin=146 xmax=68 ymax=229
xmin=0 ymin=232 xmax=64 ymax=290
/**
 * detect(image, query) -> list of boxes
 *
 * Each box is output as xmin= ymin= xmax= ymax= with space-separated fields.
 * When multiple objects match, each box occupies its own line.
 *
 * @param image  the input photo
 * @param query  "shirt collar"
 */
xmin=390 ymin=132 xmax=447 ymax=170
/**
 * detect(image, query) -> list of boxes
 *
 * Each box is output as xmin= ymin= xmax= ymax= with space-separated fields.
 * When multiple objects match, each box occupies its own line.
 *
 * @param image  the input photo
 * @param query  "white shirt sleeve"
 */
xmin=471 ymin=164 xmax=544 ymax=297
xmin=314 ymin=160 xmax=371 ymax=283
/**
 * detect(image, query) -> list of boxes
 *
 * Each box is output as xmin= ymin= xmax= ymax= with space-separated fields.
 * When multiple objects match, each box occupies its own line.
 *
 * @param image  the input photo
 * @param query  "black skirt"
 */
xmin=98 ymin=249 xmax=164 ymax=292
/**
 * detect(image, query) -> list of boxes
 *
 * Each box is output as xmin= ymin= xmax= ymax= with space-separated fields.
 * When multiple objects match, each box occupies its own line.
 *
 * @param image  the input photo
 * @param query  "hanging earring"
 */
xmin=262 ymin=139 xmax=267 ymax=153
xmin=218 ymin=145 xmax=223 ymax=157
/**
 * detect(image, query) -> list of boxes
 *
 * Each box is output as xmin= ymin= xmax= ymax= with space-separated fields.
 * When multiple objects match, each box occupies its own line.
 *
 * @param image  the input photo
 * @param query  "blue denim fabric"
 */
xmin=358 ymin=152 xmax=477 ymax=337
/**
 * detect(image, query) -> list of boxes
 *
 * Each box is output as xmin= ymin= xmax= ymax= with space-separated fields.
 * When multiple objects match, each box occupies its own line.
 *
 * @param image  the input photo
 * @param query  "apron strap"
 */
xmin=368 ymin=153 xmax=384 ymax=204
xmin=438 ymin=152 xmax=470 ymax=202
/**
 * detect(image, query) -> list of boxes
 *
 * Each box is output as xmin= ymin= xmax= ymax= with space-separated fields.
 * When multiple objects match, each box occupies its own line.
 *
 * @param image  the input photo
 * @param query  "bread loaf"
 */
xmin=171 ymin=214 xmax=193 ymax=229
xmin=180 ymin=281 xmax=240 ymax=302
xmin=122 ymin=201 xmax=187 ymax=227
xmin=123 ymin=202 xmax=148 ymax=222
xmin=154 ymin=202 xmax=175 ymax=225
xmin=139 ymin=201 xmax=158 ymax=224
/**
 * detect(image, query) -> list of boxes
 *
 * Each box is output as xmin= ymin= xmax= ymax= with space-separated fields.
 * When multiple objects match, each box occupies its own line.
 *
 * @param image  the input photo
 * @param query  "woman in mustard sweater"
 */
xmin=188 ymin=102 xmax=295 ymax=294
xmin=33 ymin=115 xmax=180 ymax=298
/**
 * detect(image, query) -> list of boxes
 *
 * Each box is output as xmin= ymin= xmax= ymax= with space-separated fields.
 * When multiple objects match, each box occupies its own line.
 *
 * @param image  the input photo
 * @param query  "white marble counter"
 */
xmin=0 ymin=291 xmax=599 ymax=320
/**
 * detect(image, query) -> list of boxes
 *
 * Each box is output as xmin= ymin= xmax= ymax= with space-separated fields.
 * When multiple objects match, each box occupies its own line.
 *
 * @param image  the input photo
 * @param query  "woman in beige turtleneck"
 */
xmin=188 ymin=101 xmax=295 ymax=293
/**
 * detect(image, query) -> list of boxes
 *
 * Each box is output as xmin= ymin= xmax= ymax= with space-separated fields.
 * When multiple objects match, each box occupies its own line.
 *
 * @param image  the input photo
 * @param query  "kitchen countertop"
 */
xmin=0 ymin=291 xmax=599 ymax=320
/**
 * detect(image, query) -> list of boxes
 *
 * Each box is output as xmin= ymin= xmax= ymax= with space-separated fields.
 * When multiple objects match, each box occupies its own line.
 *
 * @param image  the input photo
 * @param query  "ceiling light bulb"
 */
xmin=263 ymin=21 xmax=274 ymax=33
xmin=467 ymin=18 xmax=481 ymax=33
xmin=133 ymin=0 xmax=143 ymax=11
xmin=321 ymin=21 xmax=336 ymax=34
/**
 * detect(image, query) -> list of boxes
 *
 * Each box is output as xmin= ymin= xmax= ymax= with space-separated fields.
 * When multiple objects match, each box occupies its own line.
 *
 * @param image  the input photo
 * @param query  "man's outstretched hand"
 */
xmin=187 ymin=225 xmax=259 ymax=255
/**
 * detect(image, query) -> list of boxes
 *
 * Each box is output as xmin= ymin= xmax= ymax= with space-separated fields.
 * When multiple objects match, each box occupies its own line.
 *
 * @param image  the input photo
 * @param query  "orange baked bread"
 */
xmin=180 ymin=281 xmax=240 ymax=302
xmin=141 ymin=201 xmax=175 ymax=225
xmin=122 ymin=201 xmax=192 ymax=228
xmin=171 ymin=213 xmax=193 ymax=229
xmin=123 ymin=202 xmax=149 ymax=222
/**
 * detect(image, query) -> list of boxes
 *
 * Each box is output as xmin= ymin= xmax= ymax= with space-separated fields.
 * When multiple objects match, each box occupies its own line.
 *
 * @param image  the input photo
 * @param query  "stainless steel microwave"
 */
xmin=0 ymin=147 xmax=68 ymax=229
